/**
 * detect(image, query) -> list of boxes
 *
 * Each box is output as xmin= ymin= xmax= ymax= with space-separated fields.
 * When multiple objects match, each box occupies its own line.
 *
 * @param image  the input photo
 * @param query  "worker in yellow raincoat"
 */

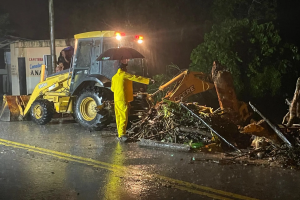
xmin=111 ymin=59 xmax=152 ymax=141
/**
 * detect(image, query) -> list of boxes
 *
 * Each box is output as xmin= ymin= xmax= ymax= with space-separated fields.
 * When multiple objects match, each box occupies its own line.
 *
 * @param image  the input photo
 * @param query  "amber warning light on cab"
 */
xmin=115 ymin=32 xmax=126 ymax=40
xmin=135 ymin=35 xmax=144 ymax=43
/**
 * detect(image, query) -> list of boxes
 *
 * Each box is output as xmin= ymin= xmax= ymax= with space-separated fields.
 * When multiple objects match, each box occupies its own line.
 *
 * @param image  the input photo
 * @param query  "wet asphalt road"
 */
xmin=0 ymin=118 xmax=300 ymax=200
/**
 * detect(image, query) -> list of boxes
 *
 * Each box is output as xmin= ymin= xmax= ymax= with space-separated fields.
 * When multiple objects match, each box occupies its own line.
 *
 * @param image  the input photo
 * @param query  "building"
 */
xmin=1 ymin=37 xmax=70 ymax=96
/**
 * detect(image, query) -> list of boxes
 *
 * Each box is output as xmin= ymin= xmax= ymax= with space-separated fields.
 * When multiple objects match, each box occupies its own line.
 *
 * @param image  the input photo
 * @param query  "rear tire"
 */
xmin=74 ymin=87 xmax=112 ymax=131
xmin=31 ymin=100 xmax=54 ymax=125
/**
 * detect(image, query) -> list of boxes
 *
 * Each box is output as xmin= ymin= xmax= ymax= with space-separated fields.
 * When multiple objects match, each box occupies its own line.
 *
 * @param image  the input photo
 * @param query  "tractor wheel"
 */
xmin=31 ymin=99 xmax=54 ymax=125
xmin=74 ymin=87 xmax=112 ymax=131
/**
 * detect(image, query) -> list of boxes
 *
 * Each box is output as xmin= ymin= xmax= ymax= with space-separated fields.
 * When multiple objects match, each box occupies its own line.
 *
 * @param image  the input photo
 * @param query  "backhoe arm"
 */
xmin=152 ymin=70 xmax=215 ymax=101
xmin=22 ymin=72 xmax=71 ymax=116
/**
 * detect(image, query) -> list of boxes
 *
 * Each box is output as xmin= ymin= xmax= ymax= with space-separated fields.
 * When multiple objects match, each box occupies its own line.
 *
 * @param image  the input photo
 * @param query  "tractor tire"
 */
xmin=74 ymin=87 xmax=112 ymax=131
xmin=31 ymin=99 xmax=54 ymax=125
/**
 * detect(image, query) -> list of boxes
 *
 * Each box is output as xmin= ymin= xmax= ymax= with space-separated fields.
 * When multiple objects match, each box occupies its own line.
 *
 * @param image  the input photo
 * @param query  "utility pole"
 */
xmin=49 ymin=0 xmax=56 ymax=73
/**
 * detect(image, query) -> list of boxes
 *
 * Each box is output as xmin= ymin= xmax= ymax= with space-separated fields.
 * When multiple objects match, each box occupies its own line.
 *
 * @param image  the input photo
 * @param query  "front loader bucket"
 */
xmin=0 ymin=95 xmax=30 ymax=121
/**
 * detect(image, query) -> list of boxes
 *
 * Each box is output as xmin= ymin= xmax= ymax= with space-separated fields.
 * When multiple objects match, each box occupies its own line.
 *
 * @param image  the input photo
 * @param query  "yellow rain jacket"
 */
xmin=111 ymin=69 xmax=150 ymax=137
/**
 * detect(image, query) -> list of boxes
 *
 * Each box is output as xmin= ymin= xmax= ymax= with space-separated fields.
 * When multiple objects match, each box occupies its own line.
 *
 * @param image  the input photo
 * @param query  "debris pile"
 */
xmin=128 ymin=100 xmax=211 ymax=144
xmin=127 ymin=99 xmax=300 ymax=169
xmin=126 ymin=62 xmax=300 ymax=169
xmin=127 ymin=100 xmax=250 ymax=149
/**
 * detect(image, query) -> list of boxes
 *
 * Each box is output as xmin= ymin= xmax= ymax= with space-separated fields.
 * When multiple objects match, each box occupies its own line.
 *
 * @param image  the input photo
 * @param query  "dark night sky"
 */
xmin=1 ymin=0 xmax=300 ymax=43
xmin=1 ymin=0 xmax=300 ymax=76
xmin=277 ymin=0 xmax=300 ymax=45
xmin=0 ymin=0 xmax=73 ymax=39
xmin=1 ymin=0 xmax=300 ymax=121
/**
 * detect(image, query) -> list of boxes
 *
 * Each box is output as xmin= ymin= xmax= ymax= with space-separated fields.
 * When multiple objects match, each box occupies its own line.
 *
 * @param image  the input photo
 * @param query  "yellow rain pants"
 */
xmin=111 ymin=69 xmax=150 ymax=137
xmin=114 ymin=101 xmax=129 ymax=137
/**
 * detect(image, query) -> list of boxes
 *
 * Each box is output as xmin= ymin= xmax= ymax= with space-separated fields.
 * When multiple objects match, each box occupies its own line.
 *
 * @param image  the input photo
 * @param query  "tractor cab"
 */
xmin=69 ymin=31 xmax=144 ymax=94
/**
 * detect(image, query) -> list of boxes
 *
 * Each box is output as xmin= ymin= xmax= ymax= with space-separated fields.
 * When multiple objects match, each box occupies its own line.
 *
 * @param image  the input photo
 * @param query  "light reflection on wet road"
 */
xmin=1 ymin=119 xmax=300 ymax=199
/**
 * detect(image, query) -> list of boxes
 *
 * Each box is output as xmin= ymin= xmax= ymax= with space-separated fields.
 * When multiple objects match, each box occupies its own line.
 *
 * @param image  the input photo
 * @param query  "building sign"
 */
xmin=28 ymin=57 xmax=43 ymax=76
xmin=11 ymin=65 xmax=18 ymax=75
xmin=29 ymin=58 xmax=43 ymax=61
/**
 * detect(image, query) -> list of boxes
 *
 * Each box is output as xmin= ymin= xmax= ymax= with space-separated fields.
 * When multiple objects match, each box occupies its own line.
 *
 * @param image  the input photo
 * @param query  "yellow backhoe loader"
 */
xmin=0 ymin=31 xmax=134 ymax=130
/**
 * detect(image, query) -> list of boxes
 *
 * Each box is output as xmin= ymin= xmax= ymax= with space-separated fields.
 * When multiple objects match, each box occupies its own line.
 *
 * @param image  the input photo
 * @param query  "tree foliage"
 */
xmin=190 ymin=0 xmax=300 ymax=99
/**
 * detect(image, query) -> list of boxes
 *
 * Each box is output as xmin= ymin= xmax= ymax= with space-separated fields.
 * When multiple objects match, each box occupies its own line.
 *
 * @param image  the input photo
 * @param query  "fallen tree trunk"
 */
xmin=283 ymin=77 xmax=300 ymax=127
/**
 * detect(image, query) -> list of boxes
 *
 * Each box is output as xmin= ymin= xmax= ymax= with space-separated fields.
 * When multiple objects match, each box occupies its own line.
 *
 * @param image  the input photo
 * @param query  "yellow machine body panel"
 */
xmin=43 ymin=96 xmax=72 ymax=113
xmin=74 ymin=31 xmax=115 ymax=39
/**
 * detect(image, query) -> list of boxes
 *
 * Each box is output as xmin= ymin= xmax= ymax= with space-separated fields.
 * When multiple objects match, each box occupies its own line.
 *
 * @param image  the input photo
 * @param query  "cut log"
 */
xmin=211 ymin=61 xmax=251 ymax=125
xmin=285 ymin=77 xmax=300 ymax=127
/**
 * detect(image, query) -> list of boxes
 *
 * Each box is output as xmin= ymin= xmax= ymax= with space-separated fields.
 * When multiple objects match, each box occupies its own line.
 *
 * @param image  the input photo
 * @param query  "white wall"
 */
xmin=10 ymin=40 xmax=66 ymax=95
xmin=10 ymin=46 xmax=20 ymax=95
